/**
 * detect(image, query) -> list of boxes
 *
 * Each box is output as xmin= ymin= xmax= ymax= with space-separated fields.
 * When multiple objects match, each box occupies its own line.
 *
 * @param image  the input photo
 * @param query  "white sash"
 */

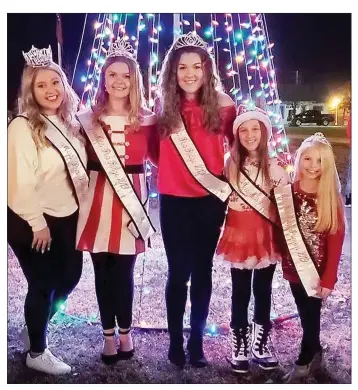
xmin=170 ymin=119 xmax=232 ymax=202
xmin=22 ymin=115 xmax=89 ymax=204
xmin=230 ymin=167 xmax=279 ymax=228
xmin=274 ymin=184 xmax=321 ymax=297
xmin=77 ymin=109 xmax=156 ymax=241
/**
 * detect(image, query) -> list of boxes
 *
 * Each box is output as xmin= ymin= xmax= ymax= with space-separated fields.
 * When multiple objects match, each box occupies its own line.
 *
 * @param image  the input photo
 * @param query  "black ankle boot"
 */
xmin=168 ymin=343 xmax=186 ymax=369
xmin=187 ymin=335 xmax=208 ymax=368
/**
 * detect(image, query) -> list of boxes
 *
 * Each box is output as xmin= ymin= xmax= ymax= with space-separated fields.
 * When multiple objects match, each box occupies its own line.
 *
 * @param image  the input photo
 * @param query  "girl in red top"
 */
xmin=216 ymin=105 xmax=289 ymax=374
xmin=76 ymin=38 xmax=158 ymax=364
xmin=155 ymin=32 xmax=236 ymax=368
xmin=277 ymin=133 xmax=345 ymax=382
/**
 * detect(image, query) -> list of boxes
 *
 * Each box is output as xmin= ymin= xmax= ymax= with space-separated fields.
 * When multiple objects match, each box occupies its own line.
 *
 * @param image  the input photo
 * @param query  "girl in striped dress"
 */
xmin=76 ymin=38 xmax=158 ymax=364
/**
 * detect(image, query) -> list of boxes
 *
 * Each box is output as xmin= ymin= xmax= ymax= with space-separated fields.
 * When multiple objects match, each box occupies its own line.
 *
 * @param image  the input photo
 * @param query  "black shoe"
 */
xmin=168 ymin=345 xmax=186 ymax=368
xmin=117 ymin=328 xmax=135 ymax=360
xmin=101 ymin=330 xmax=120 ymax=365
xmin=188 ymin=352 xmax=208 ymax=368
xmin=345 ymin=194 xmax=351 ymax=207
xmin=117 ymin=348 xmax=135 ymax=360
xmin=101 ymin=352 xmax=120 ymax=365
xmin=187 ymin=335 xmax=208 ymax=368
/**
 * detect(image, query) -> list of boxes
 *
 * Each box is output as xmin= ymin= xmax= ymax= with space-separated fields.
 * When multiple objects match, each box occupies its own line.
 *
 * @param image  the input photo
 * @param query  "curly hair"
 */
xmin=157 ymin=46 xmax=223 ymax=137
xmin=92 ymin=56 xmax=147 ymax=131
xmin=18 ymin=62 xmax=82 ymax=149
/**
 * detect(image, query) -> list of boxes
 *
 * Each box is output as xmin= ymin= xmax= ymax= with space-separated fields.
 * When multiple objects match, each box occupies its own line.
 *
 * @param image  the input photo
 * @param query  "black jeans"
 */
xmin=290 ymin=281 xmax=323 ymax=365
xmin=8 ymin=207 xmax=83 ymax=353
xmin=160 ymin=194 xmax=226 ymax=343
xmin=231 ymin=264 xmax=276 ymax=330
xmin=91 ymin=253 xmax=136 ymax=330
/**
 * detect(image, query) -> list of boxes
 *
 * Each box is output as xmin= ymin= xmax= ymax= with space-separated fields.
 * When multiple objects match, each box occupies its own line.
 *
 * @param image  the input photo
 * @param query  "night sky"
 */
xmin=7 ymin=13 xmax=351 ymax=111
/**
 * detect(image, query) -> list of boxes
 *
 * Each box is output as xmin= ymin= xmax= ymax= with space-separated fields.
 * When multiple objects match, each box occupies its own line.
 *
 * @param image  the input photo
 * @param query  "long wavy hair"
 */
xmin=92 ymin=56 xmax=147 ymax=131
xmin=18 ymin=62 xmax=81 ymax=148
xmin=157 ymin=46 xmax=223 ymax=137
xmin=230 ymin=121 xmax=271 ymax=191
xmin=293 ymin=140 xmax=343 ymax=234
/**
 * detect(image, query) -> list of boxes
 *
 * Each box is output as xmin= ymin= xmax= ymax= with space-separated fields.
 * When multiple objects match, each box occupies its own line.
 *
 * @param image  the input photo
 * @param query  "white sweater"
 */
xmin=8 ymin=116 xmax=87 ymax=232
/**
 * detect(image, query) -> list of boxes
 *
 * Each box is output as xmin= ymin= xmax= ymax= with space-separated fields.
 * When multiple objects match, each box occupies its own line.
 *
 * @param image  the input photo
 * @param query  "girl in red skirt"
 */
xmin=216 ymin=104 xmax=289 ymax=373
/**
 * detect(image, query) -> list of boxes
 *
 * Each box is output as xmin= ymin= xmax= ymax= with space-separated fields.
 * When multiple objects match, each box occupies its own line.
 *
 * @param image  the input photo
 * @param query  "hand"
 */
xmin=32 ymin=226 xmax=52 ymax=253
xmin=315 ymin=286 xmax=332 ymax=299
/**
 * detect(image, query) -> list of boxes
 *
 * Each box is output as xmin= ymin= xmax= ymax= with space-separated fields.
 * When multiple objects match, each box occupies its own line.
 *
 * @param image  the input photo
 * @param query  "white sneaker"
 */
xmin=26 ymin=348 xmax=71 ymax=375
xmin=20 ymin=326 xmax=48 ymax=351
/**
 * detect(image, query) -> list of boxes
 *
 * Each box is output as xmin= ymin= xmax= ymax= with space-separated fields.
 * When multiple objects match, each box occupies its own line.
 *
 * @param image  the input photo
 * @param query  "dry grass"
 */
xmin=7 ymin=139 xmax=351 ymax=384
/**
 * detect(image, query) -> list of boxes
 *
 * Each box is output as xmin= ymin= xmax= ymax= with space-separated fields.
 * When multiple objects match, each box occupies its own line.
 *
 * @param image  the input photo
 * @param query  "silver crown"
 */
xmin=107 ymin=38 xmax=134 ymax=59
xmin=303 ymin=132 xmax=331 ymax=147
xmin=173 ymin=31 xmax=208 ymax=51
xmin=22 ymin=45 xmax=53 ymax=68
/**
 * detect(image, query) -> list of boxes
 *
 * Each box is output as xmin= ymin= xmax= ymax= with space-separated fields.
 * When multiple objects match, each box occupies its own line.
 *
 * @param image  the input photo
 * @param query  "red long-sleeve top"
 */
xmin=157 ymin=98 xmax=236 ymax=197
xmin=281 ymin=181 xmax=345 ymax=290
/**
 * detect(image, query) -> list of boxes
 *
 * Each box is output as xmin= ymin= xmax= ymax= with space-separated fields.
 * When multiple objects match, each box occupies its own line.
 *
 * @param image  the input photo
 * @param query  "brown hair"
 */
xmin=92 ymin=56 xmax=147 ymax=131
xmin=157 ymin=46 xmax=223 ymax=137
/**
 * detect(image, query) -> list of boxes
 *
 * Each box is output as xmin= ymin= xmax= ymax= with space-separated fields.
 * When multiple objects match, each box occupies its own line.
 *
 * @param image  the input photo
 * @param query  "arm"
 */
xmin=320 ymin=220 xmax=346 ymax=290
xmin=218 ymin=92 xmax=236 ymax=146
xmin=8 ymin=117 xmax=47 ymax=232
xmin=142 ymin=109 xmax=160 ymax=166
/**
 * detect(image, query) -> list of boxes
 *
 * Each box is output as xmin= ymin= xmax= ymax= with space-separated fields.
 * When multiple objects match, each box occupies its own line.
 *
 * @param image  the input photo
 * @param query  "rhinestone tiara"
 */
xmin=173 ymin=31 xmax=208 ymax=51
xmin=302 ymin=132 xmax=332 ymax=148
xmin=107 ymin=37 xmax=134 ymax=59
xmin=22 ymin=45 xmax=53 ymax=68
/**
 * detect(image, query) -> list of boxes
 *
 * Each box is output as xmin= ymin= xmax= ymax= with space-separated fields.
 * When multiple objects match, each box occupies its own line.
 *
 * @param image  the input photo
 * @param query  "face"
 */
xmin=238 ymin=119 xmax=262 ymax=153
xmin=33 ymin=69 xmax=64 ymax=115
xmin=104 ymin=61 xmax=131 ymax=100
xmin=299 ymin=146 xmax=322 ymax=180
xmin=176 ymin=52 xmax=204 ymax=97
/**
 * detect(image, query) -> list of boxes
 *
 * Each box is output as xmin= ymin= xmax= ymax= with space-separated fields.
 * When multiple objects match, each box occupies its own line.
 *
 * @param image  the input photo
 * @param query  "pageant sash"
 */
xmin=19 ymin=115 xmax=90 ymax=204
xmin=77 ymin=109 xmax=156 ymax=241
xmin=170 ymin=119 xmax=232 ymax=202
xmin=230 ymin=166 xmax=279 ymax=228
xmin=274 ymin=184 xmax=320 ymax=297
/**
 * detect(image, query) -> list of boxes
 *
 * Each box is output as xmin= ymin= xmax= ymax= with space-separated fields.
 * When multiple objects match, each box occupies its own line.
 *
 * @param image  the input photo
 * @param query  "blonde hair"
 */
xmin=18 ymin=62 xmax=82 ymax=148
xmin=293 ymin=140 xmax=343 ymax=234
xmin=92 ymin=56 xmax=147 ymax=131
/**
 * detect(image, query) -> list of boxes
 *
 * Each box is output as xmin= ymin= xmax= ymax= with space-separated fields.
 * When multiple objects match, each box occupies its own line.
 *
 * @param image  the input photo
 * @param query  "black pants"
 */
xmin=231 ymin=264 xmax=276 ymax=330
xmin=91 ymin=253 xmax=136 ymax=330
xmin=8 ymin=207 xmax=83 ymax=353
xmin=290 ymin=281 xmax=322 ymax=365
xmin=160 ymin=194 xmax=226 ymax=343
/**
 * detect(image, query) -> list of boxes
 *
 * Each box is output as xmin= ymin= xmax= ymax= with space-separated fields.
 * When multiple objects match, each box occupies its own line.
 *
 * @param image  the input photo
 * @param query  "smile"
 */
xmin=46 ymin=95 xmax=58 ymax=101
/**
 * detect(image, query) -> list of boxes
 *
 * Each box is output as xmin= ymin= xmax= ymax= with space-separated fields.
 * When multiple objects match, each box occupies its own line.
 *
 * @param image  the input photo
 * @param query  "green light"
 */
xmin=204 ymin=30 xmax=212 ymax=38
xmin=235 ymin=31 xmax=242 ymax=40
xmin=281 ymin=138 xmax=289 ymax=145
xmin=57 ymin=300 xmax=67 ymax=312
xmin=251 ymin=50 xmax=257 ymax=56
xmin=270 ymin=151 xmax=277 ymax=158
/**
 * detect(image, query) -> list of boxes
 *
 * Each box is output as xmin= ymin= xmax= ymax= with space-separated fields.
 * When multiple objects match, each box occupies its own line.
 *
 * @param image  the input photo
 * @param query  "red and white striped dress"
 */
xmin=76 ymin=113 xmax=158 ymax=255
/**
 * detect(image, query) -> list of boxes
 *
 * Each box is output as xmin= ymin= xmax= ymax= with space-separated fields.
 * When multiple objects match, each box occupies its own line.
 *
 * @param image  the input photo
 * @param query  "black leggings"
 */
xmin=8 ymin=207 xmax=83 ymax=353
xmin=231 ymin=264 xmax=276 ymax=330
xmin=290 ymin=281 xmax=323 ymax=365
xmin=91 ymin=253 xmax=136 ymax=330
xmin=160 ymin=194 xmax=226 ymax=341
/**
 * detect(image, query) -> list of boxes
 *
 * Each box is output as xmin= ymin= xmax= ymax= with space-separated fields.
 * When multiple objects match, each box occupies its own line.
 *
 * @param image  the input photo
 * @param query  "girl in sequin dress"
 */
xmin=274 ymin=133 xmax=345 ymax=383
xmin=216 ymin=105 xmax=289 ymax=373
